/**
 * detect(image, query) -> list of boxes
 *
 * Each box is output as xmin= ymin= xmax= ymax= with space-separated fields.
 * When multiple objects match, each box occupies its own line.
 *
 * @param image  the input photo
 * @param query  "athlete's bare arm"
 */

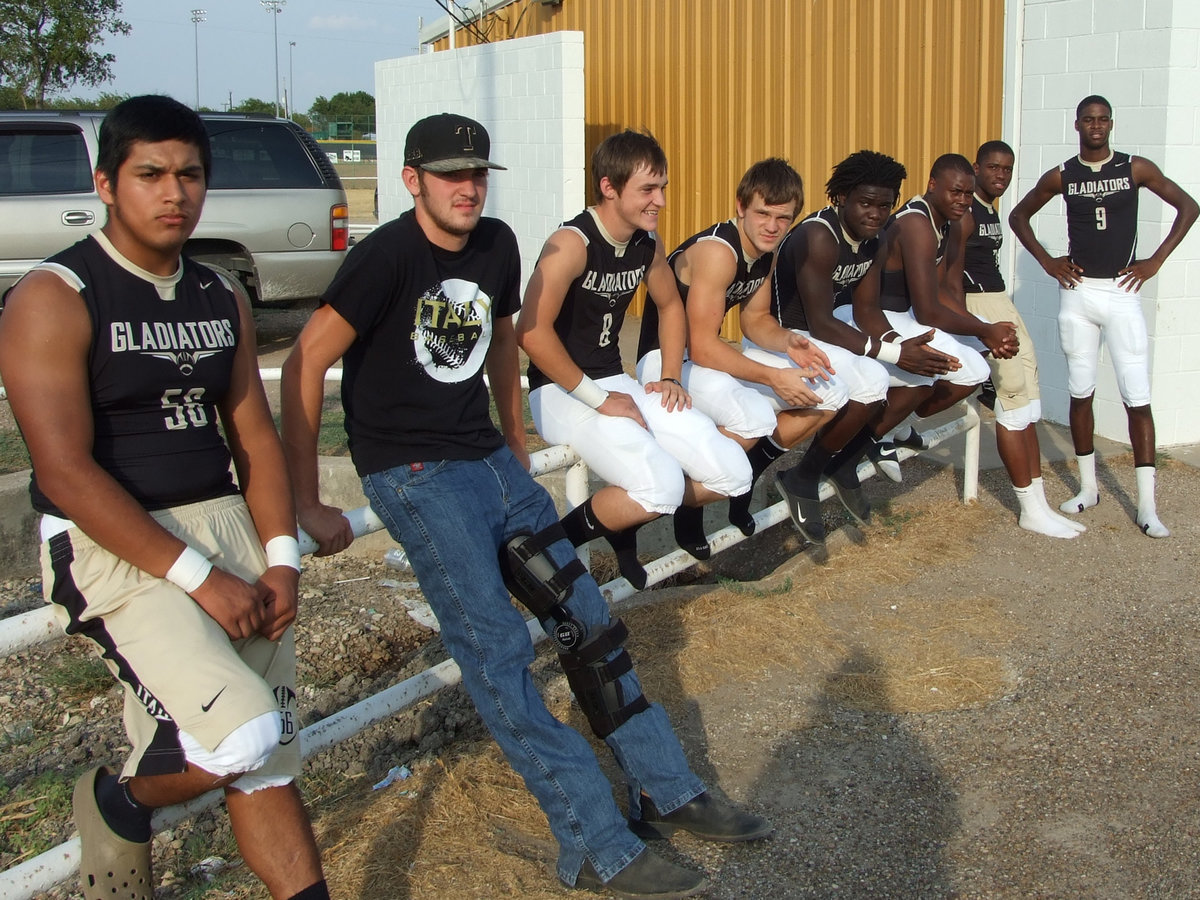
xmin=280 ymin=304 xmax=358 ymax=557
xmin=794 ymin=224 xmax=876 ymax=354
xmin=851 ymin=236 xmax=961 ymax=376
xmin=1008 ymin=166 xmax=1083 ymax=287
xmin=1120 ymin=157 xmax=1200 ymax=292
xmin=898 ymin=214 xmax=1018 ymax=357
xmin=218 ymin=282 xmax=300 ymax=641
xmin=0 ymin=271 xmax=269 ymax=640
xmin=486 ymin=313 xmax=530 ymax=470
xmin=938 ymin=210 xmax=973 ymax=311
xmin=640 ymin=238 xmax=691 ymax=412
xmin=517 ymin=228 xmax=646 ymax=428
xmin=681 ymin=240 xmax=823 ymax=407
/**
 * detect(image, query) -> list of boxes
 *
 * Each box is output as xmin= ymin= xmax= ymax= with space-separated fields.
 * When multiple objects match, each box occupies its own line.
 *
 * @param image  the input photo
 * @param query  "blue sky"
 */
xmin=75 ymin=0 xmax=447 ymax=112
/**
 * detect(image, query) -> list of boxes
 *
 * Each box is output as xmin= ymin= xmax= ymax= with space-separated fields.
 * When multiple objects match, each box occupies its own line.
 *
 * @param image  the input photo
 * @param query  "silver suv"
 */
xmin=0 ymin=110 xmax=349 ymax=304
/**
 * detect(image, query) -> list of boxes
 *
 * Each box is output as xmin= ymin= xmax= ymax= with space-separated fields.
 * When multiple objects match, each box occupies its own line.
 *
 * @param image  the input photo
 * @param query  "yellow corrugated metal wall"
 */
xmin=435 ymin=0 xmax=1004 ymax=337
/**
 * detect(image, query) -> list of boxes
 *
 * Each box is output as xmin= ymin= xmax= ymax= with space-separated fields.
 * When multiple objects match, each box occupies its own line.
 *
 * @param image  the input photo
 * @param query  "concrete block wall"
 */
xmin=1005 ymin=0 xmax=1200 ymax=446
xmin=375 ymin=32 xmax=586 ymax=291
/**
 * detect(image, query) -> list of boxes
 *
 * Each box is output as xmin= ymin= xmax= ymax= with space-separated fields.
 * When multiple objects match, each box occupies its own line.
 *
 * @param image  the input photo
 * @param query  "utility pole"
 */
xmin=260 ymin=0 xmax=286 ymax=117
xmin=289 ymin=41 xmax=297 ymax=120
xmin=191 ymin=9 xmax=206 ymax=109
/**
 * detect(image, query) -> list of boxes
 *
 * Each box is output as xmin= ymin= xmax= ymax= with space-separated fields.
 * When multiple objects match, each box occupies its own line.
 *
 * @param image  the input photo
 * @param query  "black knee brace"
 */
xmin=499 ymin=524 xmax=590 ymax=652
xmin=558 ymin=618 xmax=650 ymax=738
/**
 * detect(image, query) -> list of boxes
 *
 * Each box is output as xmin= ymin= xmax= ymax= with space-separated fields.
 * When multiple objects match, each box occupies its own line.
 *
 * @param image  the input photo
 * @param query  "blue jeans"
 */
xmin=362 ymin=446 xmax=704 ymax=884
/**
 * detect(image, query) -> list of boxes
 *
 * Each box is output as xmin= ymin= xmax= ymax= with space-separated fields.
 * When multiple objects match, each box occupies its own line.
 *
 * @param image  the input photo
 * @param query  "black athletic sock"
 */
xmin=826 ymin=426 xmax=874 ymax=489
xmin=288 ymin=880 xmax=331 ymax=900
xmin=672 ymin=504 xmax=711 ymax=560
xmin=778 ymin=463 xmax=821 ymax=499
xmin=561 ymin=497 xmax=606 ymax=547
xmin=95 ymin=771 xmax=153 ymax=843
xmin=605 ymin=526 xmax=648 ymax=590
xmin=563 ymin=499 xmax=647 ymax=588
xmin=788 ymin=438 xmax=835 ymax=483
xmin=728 ymin=436 xmax=786 ymax=535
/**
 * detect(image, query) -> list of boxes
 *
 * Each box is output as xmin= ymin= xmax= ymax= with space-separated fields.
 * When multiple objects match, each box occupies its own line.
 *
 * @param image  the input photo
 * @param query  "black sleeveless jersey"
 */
xmin=527 ymin=209 xmax=655 ymax=390
xmin=25 ymin=234 xmax=240 ymax=515
xmin=963 ymin=195 xmax=1006 ymax=293
xmin=1061 ymin=151 xmax=1137 ymax=278
xmin=879 ymin=196 xmax=948 ymax=313
xmin=772 ymin=206 xmax=878 ymax=330
xmin=636 ymin=219 xmax=771 ymax=359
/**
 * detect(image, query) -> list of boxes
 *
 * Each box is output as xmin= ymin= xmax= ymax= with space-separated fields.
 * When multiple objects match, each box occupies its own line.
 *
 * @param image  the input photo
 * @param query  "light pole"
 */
xmin=191 ymin=9 xmax=206 ymax=109
xmin=288 ymin=41 xmax=296 ymax=120
xmin=260 ymin=0 xmax=286 ymax=117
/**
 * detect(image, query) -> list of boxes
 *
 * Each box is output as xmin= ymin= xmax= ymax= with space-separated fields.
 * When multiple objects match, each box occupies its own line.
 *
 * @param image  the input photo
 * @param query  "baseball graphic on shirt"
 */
xmin=412 ymin=277 xmax=493 ymax=383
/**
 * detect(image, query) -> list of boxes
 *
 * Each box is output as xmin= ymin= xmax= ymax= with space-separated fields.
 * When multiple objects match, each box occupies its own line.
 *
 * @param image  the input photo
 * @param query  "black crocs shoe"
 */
xmin=569 ymin=849 xmax=708 ymax=899
xmin=773 ymin=472 xmax=826 ymax=544
xmin=630 ymin=791 xmax=774 ymax=843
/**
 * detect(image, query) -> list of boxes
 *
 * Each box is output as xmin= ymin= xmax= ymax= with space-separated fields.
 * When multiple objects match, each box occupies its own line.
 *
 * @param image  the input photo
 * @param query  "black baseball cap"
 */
xmin=404 ymin=113 xmax=507 ymax=173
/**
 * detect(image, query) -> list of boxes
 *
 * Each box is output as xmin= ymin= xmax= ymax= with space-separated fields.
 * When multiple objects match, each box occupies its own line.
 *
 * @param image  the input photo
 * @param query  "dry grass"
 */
xmin=288 ymin=497 xmax=1021 ymax=899
xmin=625 ymin=498 xmax=1015 ymax=713
xmin=316 ymin=738 xmax=567 ymax=899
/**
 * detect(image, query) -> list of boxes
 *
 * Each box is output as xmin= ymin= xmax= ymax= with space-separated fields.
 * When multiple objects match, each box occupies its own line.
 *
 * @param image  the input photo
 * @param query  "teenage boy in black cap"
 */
xmin=283 ymin=113 xmax=771 ymax=899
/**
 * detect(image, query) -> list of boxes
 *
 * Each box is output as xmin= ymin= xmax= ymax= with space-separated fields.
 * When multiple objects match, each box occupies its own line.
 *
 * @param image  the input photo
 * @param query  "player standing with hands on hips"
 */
xmin=1009 ymin=95 xmax=1198 ymax=537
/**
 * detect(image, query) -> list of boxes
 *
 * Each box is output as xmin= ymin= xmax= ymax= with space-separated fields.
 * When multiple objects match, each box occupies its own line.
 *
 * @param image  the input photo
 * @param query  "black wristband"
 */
xmin=662 ymin=377 xmax=682 ymax=387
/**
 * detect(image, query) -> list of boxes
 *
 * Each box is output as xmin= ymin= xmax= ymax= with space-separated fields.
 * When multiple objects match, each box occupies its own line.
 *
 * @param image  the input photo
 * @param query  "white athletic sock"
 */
xmin=1059 ymin=452 xmax=1100 ymax=514
xmin=1031 ymin=477 xmax=1086 ymax=532
xmin=1135 ymin=466 xmax=1169 ymax=538
xmin=1015 ymin=483 xmax=1078 ymax=539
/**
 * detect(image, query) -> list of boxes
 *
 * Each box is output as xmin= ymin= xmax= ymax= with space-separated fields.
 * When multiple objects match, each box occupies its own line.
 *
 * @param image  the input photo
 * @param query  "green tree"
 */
xmin=231 ymin=97 xmax=276 ymax=115
xmin=308 ymin=91 xmax=375 ymax=138
xmin=47 ymin=90 xmax=127 ymax=110
xmin=0 ymin=1 xmax=130 ymax=108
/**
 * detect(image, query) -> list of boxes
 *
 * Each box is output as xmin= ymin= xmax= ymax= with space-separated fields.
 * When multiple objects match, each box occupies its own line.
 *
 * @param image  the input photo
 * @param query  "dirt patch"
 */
xmin=5 ymin=451 xmax=1200 ymax=898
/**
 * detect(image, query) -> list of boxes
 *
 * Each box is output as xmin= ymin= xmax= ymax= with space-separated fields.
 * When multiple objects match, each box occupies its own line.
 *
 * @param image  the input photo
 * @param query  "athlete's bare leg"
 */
xmin=775 ymin=407 xmax=835 ymax=448
xmin=128 ymin=764 xmax=242 ymax=808
xmin=1068 ymin=394 xmax=1096 ymax=455
xmin=995 ymin=423 xmax=1033 ymax=488
xmin=590 ymin=484 xmax=658 ymax=531
xmin=226 ymin=783 xmax=325 ymax=899
xmin=913 ymin=380 xmax=976 ymax=419
xmin=871 ymin=385 xmax=934 ymax=437
xmin=1127 ymin=403 xmax=1156 ymax=467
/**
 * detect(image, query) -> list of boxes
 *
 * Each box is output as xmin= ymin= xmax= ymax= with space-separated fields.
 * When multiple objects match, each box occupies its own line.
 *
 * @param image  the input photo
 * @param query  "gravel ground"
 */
xmin=3 ymin=304 xmax=1199 ymax=898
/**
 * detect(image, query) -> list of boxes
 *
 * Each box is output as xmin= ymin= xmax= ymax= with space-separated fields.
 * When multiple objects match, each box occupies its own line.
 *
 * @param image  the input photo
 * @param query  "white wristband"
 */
xmin=876 ymin=339 xmax=903 ymax=365
xmin=165 ymin=545 xmax=213 ymax=594
xmin=264 ymin=535 xmax=302 ymax=572
xmin=569 ymin=375 xmax=609 ymax=409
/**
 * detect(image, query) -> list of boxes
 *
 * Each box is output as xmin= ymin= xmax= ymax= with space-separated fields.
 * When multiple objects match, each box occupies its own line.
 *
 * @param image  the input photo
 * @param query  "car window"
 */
xmin=205 ymin=121 xmax=323 ymax=190
xmin=0 ymin=126 xmax=93 ymax=195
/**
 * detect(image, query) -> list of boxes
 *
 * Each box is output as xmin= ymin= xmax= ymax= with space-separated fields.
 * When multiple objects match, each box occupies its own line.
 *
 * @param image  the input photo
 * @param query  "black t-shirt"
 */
xmin=1061 ymin=151 xmax=1138 ymax=279
xmin=323 ymin=210 xmax=521 ymax=475
xmin=963 ymin=195 xmax=1006 ymax=293
xmin=526 ymin=209 xmax=655 ymax=390
xmin=636 ymin=219 xmax=772 ymax=359
xmin=773 ymin=206 xmax=879 ymax=329
xmin=23 ymin=234 xmax=240 ymax=515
